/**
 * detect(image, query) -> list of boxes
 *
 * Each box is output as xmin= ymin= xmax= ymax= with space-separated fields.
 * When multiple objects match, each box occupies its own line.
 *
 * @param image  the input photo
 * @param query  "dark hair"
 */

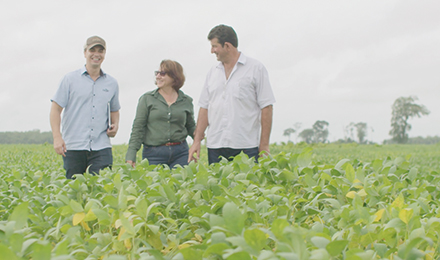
xmin=160 ymin=60 xmax=185 ymax=91
xmin=207 ymin=24 xmax=238 ymax=48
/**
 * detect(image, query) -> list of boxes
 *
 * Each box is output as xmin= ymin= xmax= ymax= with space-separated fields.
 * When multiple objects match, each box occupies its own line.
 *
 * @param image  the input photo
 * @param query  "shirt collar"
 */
xmin=216 ymin=52 xmax=246 ymax=69
xmin=81 ymin=65 xmax=106 ymax=77
xmin=150 ymin=88 xmax=185 ymax=101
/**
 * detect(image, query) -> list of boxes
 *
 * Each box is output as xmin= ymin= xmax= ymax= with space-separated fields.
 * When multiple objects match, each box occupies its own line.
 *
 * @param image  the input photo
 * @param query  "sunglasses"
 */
xmin=154 ymin=71 xmax=167 ymax=76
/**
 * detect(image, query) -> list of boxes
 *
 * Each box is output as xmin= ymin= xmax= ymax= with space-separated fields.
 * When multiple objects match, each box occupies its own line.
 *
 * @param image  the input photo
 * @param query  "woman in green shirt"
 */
xmin=126 ymin=60 xmax=196 ymax=168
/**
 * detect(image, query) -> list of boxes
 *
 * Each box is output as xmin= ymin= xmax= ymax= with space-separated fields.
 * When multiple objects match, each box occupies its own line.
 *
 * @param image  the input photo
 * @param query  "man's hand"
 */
xmin=188 ymin=141 xmax=201 ymax=163
xmin=126 ymin=160 xmax=136 ymax=167
xmin=107 ymin=124 xmax=118 ymax=137
xmin=259 ymin=144 xmax=270 ymax=157
xmin=53 ymin=136 xmax=67 ymax=157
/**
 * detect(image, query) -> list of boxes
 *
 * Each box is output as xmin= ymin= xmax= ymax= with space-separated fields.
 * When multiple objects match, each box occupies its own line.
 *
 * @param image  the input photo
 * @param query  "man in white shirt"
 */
xmin=188 ymin=24 xmax=275 ymax=164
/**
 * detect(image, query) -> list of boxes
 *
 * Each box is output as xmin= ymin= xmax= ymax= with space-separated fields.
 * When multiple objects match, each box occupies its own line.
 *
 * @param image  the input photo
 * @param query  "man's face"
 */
xmin=210 ymin=38 xmax=227 ymax=62
xmin=84 ymin=45 xmax=106 ymax=68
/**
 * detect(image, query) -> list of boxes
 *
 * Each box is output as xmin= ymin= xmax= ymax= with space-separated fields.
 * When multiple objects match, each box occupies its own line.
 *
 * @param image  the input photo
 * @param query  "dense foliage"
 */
xmin=0 ymin=130 xmax=53 ymax=144
xmin=0 ymin=144 xmax=440 ymax=259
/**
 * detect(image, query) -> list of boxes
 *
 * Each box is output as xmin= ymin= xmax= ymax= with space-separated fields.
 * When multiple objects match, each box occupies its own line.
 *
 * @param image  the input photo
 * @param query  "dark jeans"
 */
xmin=63 ymin=148 xmax=113 ymax=179
xmin=142 ymin=141 xmax=189 ymax=168
xmin=208 ymin=147 xmax=259 ymax=164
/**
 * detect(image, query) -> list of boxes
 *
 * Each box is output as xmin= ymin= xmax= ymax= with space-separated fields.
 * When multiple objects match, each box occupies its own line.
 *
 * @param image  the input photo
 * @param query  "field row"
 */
xmin=0 ymin=144 xmax=439 ymax=259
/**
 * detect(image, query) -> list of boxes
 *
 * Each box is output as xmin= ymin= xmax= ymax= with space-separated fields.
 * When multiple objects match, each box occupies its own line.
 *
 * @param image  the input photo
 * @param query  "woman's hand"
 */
xmin=126 ymin=160 xmax=136 ymax=167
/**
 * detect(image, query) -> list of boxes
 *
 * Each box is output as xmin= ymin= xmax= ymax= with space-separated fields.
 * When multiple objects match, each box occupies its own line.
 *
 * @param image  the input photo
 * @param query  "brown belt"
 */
xmin=161 ymin=141 xmax=183 ymax=146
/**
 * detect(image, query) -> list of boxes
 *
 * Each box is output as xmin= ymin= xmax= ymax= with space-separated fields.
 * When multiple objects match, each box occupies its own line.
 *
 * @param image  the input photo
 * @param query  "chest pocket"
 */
xmin=234 ymin=77 xmax=256 ymax=100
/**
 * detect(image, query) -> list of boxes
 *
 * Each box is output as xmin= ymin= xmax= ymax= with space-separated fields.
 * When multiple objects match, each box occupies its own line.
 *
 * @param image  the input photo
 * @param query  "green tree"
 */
xmin=389 ymin=96 xmax=430 ymax=144
xmin=283 ymin=128 xmax=296 ymax=142
xmin=298 ymin=129 xmax=314 ymax=144
xmin=312 ymin=120 xmax=329 ymax=143
xmin=354 ymin=122 xmax=368 ymax=144
xmin=346 ymin=122 xmax=368 ymax=144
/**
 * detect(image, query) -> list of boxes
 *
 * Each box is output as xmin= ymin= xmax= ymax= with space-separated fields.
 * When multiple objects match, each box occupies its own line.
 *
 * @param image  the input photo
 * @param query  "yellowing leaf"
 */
xmin=115 ymin=219 xmax=122 ymax=229
xmin=124 ymin=238 xmax=132 ymax=249
xmin=425 ymin=246 xmax=435 ymax=260
xmin=80 ymin=220 xmax=91 ymax=231
xmin=178 ymin=243 xmax=191 ymax=249
xmin=374 ymin=209 xmax=385 ymax=222
xmin=194 ymin=233 xmax=203 ymax=242
xmin=391 ymin=194 xmax=405 ymax=209
xmin=399 ymin=208 xmax=413 ymax=224
xmin=118 ymin=227 xmax=126 ymax=240
xmin=73 ymin=212 xmax=85 ymax=226
xmin=84 ymin=209 xmax=97 ymax=221
xmin=346 ymin=191 xmax=356 ymax=199
xmin=313 ymin=216 xmax=323 ymax=223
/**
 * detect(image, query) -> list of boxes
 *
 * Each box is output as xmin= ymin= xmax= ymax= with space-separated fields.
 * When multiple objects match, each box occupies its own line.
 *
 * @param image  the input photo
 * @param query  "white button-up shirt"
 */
xmin=199 ymin=53 xmax=275 ymax=149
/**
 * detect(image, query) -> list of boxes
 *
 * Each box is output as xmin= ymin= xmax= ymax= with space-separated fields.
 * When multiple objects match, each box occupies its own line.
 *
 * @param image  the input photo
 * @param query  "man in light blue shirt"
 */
xmin=50 ymin=36 xmax=120 ymax=179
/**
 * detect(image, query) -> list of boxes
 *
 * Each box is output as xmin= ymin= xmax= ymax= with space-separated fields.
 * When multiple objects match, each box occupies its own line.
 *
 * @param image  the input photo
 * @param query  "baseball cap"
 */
xmin=84 ymin=36 xmax=106 ymax=50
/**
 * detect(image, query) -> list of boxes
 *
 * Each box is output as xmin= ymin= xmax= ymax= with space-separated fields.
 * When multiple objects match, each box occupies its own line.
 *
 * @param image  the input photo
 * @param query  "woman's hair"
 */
xmin=159 ymin=59 xmax=185 ymax=91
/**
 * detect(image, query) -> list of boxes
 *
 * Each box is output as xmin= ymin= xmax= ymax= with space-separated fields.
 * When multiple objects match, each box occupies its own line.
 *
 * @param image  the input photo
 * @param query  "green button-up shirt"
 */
xmin=125 ymin=89 xmax=196 ymax=162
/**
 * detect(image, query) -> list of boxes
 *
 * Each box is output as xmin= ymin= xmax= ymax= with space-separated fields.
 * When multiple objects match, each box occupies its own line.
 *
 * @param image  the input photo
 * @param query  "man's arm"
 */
xmin=188 ymin=108 xmax=209 ymax=163
xmin=50 ymin=101 xmax=66 ymax=157
xmin=259 ymin=105 xmax=273 ymax=156
xmin=107 ymin=111 xmax=120 ymax=137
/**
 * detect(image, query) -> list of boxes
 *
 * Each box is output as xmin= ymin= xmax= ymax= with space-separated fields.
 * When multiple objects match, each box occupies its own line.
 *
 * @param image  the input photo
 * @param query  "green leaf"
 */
xmin=145 ymin=250 xmax=165 ymax=260
xmin=345 ymin=163 xmax=355 ymax=183
xmin=0 ymin=244 xmax=19 ymax=260
xmin=162 ymin=181 xmax=178 ymax=203
xmin=145 ymin=228 xmax=163 ymax=250
xmin=326 ymin=240 xmax=348 ymax=257
xmin=271 ymin=218 xmax=289 ymax=240
xmin=103 ymin=195 xmax=119 ymax=209
xmin=244 ymin=228 xmax=267 ymax=252
xmin=179 ymin=246 xmax=203 ymax=260
xmin=69 ymin=200 xmax=84 ymax=213
xmin=9 ymin=201 xmax=29 ymax=230
xmin=310 ymin=248 xmax=330 ymax=260
xmin=335 ymin=159 xmax=350 ymax=170
xmin=92 ymin=209 xmax=110 ymax=224
xmin=297 ymin=147 xmax=313 ymax=167
xmin=226 ymin=251 xmax=252 ymax=260
xmin=204 ymin=243 xmax=230 ymax=258
xmin=32 ymin=241 xmax=52 ymax=260
xmin=311 ymin=236 xmax=330 ymax=249
xmin=223 ymin=202 xmax=244 ymax=235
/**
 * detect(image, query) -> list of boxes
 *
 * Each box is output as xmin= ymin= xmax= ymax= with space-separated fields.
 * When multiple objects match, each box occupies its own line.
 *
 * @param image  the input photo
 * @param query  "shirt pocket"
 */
xmin=234 ymin=77 xmax=255 ymax=100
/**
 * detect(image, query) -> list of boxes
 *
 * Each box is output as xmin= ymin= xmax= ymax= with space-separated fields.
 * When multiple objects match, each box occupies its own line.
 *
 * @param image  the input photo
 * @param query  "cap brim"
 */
xmin=87 ymin=43 xmax=106 ymax=50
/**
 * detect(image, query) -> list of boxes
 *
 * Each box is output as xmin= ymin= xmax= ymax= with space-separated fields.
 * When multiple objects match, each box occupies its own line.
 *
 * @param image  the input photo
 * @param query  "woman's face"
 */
xmin=155 ymin=67 xmax=174 ymax=89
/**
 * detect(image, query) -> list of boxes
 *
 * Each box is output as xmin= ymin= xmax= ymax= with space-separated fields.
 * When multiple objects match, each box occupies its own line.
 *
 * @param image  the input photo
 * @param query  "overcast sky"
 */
xmin=1 ymin=0 xmax=439 ymax=145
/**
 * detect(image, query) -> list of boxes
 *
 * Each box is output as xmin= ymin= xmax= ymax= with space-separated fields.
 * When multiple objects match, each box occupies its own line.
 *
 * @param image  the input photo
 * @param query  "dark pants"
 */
xmin=208 ymin=147 xmax=259 ymax=164
xmin=142 ymin=141 xmax=189 ymax=168
xmin=63 ymin=148 xmax=113 ymax=179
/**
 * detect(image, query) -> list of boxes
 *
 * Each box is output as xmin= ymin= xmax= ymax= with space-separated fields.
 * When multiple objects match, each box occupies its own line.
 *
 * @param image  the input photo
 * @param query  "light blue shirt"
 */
xmin=51 ymin=66 xmax=121 ymax=151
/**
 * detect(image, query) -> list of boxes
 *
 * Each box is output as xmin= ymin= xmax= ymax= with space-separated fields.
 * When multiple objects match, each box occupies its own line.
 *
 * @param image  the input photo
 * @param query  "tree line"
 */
xmin=0 ymin=130 xmax=53 ymax=144
xmin=284 ymin=96 xmax=435 ymax=144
